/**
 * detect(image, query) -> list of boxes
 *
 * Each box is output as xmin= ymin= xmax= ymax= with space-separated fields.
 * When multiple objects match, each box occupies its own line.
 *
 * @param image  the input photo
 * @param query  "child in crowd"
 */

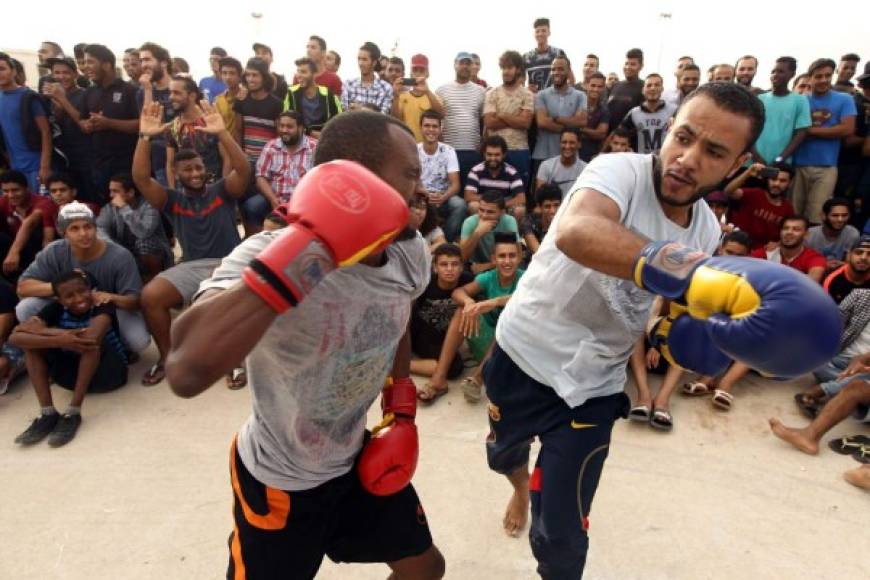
xmin=409 ymin=194 xmax=447 ymax=252
xmin=12 ymin=270 xmax=129 ymax=447
xmin=520 ymin=183 xmax=561 ymax=257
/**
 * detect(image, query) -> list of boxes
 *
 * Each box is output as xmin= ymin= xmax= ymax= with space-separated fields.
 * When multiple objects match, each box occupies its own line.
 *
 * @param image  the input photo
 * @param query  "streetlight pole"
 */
xmin=657 ymin=12 xmax=672 ymax=73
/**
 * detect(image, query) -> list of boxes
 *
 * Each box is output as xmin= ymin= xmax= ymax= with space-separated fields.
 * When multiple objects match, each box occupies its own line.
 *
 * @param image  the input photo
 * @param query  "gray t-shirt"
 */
xmin=21 ymin=239 xmax=143 ymax=296
xmin=197 ymin=231 xmax=430 ymax=491
xmin=533 ymin=86 xmax=587 ymax=160
xmin=161 ymin=179 xmax=241 ymax=261
xmin=806 ymin=225 xmax=861 ymax=261
xmin=536 ymin=156 xmax=588 ymax=197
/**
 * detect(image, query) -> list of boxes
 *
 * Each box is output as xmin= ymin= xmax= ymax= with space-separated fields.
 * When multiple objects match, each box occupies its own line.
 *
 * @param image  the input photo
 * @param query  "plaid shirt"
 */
xmin=340 ymin=77 xmax=393 ymax=114
xmin=255 ymin=136 xmax=318 ymax=203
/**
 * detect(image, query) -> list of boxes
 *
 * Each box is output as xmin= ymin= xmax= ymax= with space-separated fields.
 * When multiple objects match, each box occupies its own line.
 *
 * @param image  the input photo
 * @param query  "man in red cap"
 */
xmin=391 ymin=54 xmax=445 ymax=142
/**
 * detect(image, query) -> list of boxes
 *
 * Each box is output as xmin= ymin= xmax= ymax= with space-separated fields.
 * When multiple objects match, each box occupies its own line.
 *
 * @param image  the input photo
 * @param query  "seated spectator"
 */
xmin=0 ymin=170 xmax=57 ymax=278
xmin=459 ymin=190 xmax=520 ymax=274
xmin=704 ymin=190 xmax=736 ymax=237
xmin=133 ymin=100 xmax=250 ymax=386
xmin=750 ymin=215 xmax=827 ymax=283
xmin=824 ymin=235 xmax=870 ymax=303
xmin=464 ymin=135 xmax=526 ymax=219
xmin=419 ymin=233 xmax=524 ymax=403
xmin=599 ymin=128 xmax=634 ymax=154
xmin=726 ymin=162 xmax=795 ymax=249
xmin=16 ymin=202 xmax=149 ymax=355
xmin=409 ymin=194 xmax=446 ymax=252
xmin=806 ymin=197 xmax=861 ymax=271
xmin=262 ymin=210 xmax=288 ymax=232
xmin=418 ymin=110 xmax=466 ymax=242
xmin=535 ymin=128 xmax=587 ymax=197
xmin=11 ymin=270 xmax=130 ymax=447
xmin=165 ymin=76 xmax=227 ymax=188
xmin=45 ymin=173 xmax=101 ymax=231
xmin=520 ymin=184 xmax=561 ymax=255
xmin=0 ymin=279 xmax=24 ymax=394
xmin=410 ymin=243 xmax=473 ymax=391
xmin=96 ymin=173 xmax=173 ymax=282
xmin=255 ymin=111 xmax=317 ymax=207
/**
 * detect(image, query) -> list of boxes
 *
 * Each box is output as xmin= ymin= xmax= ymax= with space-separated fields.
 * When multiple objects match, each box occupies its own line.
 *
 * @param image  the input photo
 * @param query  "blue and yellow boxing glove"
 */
xmin=648 ymin=303 xmax=733 ymax=376
xmin=635 ymin=241 xmax=842 ymax=378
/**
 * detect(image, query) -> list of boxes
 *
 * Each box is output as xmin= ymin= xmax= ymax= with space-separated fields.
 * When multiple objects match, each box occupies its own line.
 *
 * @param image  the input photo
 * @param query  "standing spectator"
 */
xmin=436 ymin=53 xmax=487 ymax=191
xmin=607 ymin=48 xmax=644 ymax=131
xmin=600 ymin=127 xmax=634 ymax=154
xmin=806 ymin=198 xmax=861 ymax=270
xmin=606 ymin=72 xmax=618 ymax=91
xmin=45 ymin=172 xmax=100 ymax=222
xmin=532 ymin=56 xmax=587 ymax=168
xmin=465 ymin=136 xmax=526 ymax=219
xmin=325 ymin=50 xmax=341 ymax=74
xmin=96 ymin=173 xmax=172 ymax=282
xmin=750 ymin=215 xmax=827 ymax=282
xmin=664 ymin=63 xmax=701 ymax=108
xmin=662 ymin=56 xmax=694 ymax=105
xmin=753 ymin=56 xmax=811 ymax=165
xmin=711 ymin=64 xmax=736 ymax=82
xmin=793 ymin=74 xmax=812 ymax=95
xmin=36 ymin=41 xmax=64 ymax=87
xmin=418 ymin=110 xmax=465 ymax=242
xmin=214 ymin=57 xmax=243 ymax=140
xmin=579 ymin=72 xmax=610 ymax=161
xmin=383 ymin=57 xmax=405 ymax=88
xmin=833 ymin=53 xmax=861 ymax=94
xmin=42 ymin=56 xmax=95 ymax=202
xmin=0 ymin=171 xmax=57 ymax=278
xmin=535 ymin=128 xmax=586 ymax=197
xmin=0 ymin=52 xmax=52 ymax=194
xmin=198 ymin=47 xmax=228 ymax=103
xmin=133 ymin=100 xmax=250 ymax=386
xmin=390 ymin=54 xmax=444 ymax=142
xmin=520 ymin=183 xmax=561 ymax=255
xmin=576 ymin=54 xmax=602 ymax=94
xmin=300 ymin=35 xmax=342 ymax=96
xmin=459 ymin=190 xmax=519 ymax=273
xmin=484 ymin=51 xmax=534 ymax=187
xmin=836 ymin=62 xmax=870 ymax=199
xmin=620 ymin=74 xmax=676 ymax=155
xmin=471 ymin=54 xmax=488 ymax=88
xmin=165 ymin=76 xmax=226 ymax=188
xmin=255 ymin=111 xmax=317 ymax=207
xmin=79 ymin=44 xmax=139 ymax=202
xmin=122 ymin=49 xmax=142 ymax=83
xmin=792 ymin=58 xmax=857 ymax=223
xmin=285 ymin=58 xmax=342 ymax=138
xmin=735 ymin=55 xmax=762 ymax=95
xmin=823 ymin=235 xmax=870 ymax=303
xmin=16 ymin=202 xmax=149 ymax=355
xmin=523 ymin=17 xmax=565 ymax=92
xmin=340 ymin=42 xmax=393 ymax=114
xmin=171 ymin=58 xmax=190 ymax=77
xmin=726 ymin=162 xmax=796 ymax=249
xmin=138 ymin=43 xmax=174 ymax=185
xmin=252 ymin=43 xmax=288 ymax=101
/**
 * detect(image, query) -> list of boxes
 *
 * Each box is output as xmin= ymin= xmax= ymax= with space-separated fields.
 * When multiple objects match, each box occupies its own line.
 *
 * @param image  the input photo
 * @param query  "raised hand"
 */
xmin=139 ymin=102 xmax=170 ymax=136
xmin=194 ymin=99 xmax=226 ymax=134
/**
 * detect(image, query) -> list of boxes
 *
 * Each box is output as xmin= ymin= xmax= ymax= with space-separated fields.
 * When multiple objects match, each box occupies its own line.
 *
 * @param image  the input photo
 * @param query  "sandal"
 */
xmin=628 ymin=404 xmax=651 ymax=422
xmin=141 ymin=363 xmax=165 ymax=386
xmin=794 ymin=393 xmax=823 ymax=419
xmin=852 ymin=445 xmax=870 ymax=465
xmin=0 ymin=355 xmax=26 ymax=395
xmin=417 ymin=384 xmax=448 ymax=405
xmin=712 ymin=389 xmax=734 ymax=411
xmin=682 ymin=381 xmax=713 ymax=396
xmin=828 ymin=435 xmax=870 ymax=455
xmin=650 ymin=408 xmax=674 ymax=431
xmin=461 ymin=377 xmax=483 ymax=404
xmin=226 ymin=367 xmax=248 ymax=390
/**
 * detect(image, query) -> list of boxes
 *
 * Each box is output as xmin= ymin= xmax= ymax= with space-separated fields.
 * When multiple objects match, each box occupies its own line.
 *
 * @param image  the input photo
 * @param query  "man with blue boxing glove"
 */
xmin=481 ymin=82 xmax=841 ymax=579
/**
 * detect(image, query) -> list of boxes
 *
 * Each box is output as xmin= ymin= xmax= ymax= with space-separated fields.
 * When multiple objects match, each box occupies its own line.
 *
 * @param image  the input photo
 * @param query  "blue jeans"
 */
xmin=438 ymin=195 xmax=468 ymax=242
xmin=241 ymin=193 xmax=272 ymax=227
xmin=505 ymin=149 xmax=531 ymax=191
xmin=814 ymin=354 xmax=870 ymax=397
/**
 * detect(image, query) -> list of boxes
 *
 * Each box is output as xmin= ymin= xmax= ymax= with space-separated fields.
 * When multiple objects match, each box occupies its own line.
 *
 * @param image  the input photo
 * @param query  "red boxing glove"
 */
xmin=242 ymin=160 xmax=409 ymax=313
xmin=358 ymin=377 xmax=419 ymax=496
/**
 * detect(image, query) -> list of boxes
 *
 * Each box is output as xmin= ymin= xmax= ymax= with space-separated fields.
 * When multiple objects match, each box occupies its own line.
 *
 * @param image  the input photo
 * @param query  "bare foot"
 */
xmin=768 ymin=418 xmax=819 ymax=455
xmin=503 ymin=490 xmax=529 ymax=538
xmin=843 ymin=465 xmax=870 ymax=490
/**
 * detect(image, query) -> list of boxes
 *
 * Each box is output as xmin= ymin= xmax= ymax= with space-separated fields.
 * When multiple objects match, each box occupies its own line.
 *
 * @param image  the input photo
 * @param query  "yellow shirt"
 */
xmin=398 ymin=91 xmax=441 ymax=142
xmin=215 ymin=92 xmax=238 ymax=139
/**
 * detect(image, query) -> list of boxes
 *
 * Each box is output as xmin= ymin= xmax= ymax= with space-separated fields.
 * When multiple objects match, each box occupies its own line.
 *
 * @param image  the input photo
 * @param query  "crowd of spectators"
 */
xmin=1 ymin=20 xmax=868 ymax=489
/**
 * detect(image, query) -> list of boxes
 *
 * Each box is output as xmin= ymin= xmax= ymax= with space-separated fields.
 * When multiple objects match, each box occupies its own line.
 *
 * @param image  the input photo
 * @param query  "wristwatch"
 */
xmin=138 ymin=133 xmax=151 ymax=142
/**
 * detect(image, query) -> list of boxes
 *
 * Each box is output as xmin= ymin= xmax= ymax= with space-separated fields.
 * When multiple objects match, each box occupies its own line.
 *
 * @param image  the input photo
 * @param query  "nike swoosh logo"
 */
xmin=570 ymin=421 xmax=597 ymax=430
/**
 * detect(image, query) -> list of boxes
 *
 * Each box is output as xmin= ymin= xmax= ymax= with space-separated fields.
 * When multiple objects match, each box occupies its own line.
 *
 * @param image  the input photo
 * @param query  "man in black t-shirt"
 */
xmin=412 ymin=243 xmax=472 ymax=401
xmin=252 ymin=43 xmax=288 ymax=101
xmin=824 ymin=235 xmax=870 ymax=303
xmin=607 ymin=48 xmax=645 ymax=131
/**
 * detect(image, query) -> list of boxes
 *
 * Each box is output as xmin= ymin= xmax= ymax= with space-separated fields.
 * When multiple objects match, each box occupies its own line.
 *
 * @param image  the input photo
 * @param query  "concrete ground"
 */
xmin=1 ymin=355 xmax=867 ymax=580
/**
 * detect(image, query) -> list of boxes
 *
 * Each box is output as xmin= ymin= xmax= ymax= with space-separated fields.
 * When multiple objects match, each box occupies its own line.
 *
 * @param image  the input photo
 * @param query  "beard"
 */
xmin=281 ymin=133 xmax=301 ymax=147
xmin=654 ymin=157 xmax=715 ymax=208
xmin=151 ymin=67 xmax=164 ymax=82
xmin=823 ymin=217 xmax=844 ymax=231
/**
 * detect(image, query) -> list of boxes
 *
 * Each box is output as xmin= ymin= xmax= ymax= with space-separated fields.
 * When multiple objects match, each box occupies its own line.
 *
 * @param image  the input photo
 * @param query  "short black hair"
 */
xmin=499 ymin=50 xmax=524 ymax=72
xmin=295 ymin=57 xmax=318 ymax=74
xmin=73 ymin=43 xmax=87 ymax=59
xmin=822 ymin=197 xmax=851 ymax=215
xmin=681 ymin=63 xmax=700 ymax=74
xmin=278 ymin=110 xmax=304 ymax=126
xmin=388 ymin=56 xmax=405 ymax=72
xmin=586 ymin=53 xmax=599 ymax=62
xmin=0 ymin=170 xmax=28 ymax=188
xmin=309 ymin=35 xmax=327 ymax=51
xmin=52 ymin=270 xmax=92 ymax=296
xmin=493 ymin=231 xmax=519 ymax=251
xmin=433 ymin=243 xmax=462 ymax=262
xmin=328 ymin=50 xmax=341 ymax=67
xmin=171 ymin=75 xmax=201 ymax=100
xmin=560 ymin=127 xmax=581 ymax=141
xmin=781 ymin=214 xmax=810 ymax=230
xmin=775 ymin=56 xmax=798 ymax=73
xmin=721 ymin=230 xmax=752 ymax=250
xmin=681 ymin=82 xmax=765 ymax=152
xmin=314 ymin=111 xmax=413 ymax=174
xmin=245 ymin=58 xmax=274 ymax=92
xmin=626 ymin=48 xmax=644 ymax=63
xmin=219 ymin=57 xmax=242 ymax=75
xmin=483 ymin=135 xmax=508 ymax=154
xmin=589 ymin=72 xmax=606 ymax=82
xmin=645 ymin=73 xmax=663 ymax=82
xmin=359 ymin=42 xmax=383 ymax=72
xmin=840 ymin=53 xmax=861 ymax=63
xmin=84 ymin=44 xmax=115 ymax=68
xmin=536 ymin=183 xmax=562 ymax=205
xmin=420 ymin=109 xmax=443 ymax=125
xmin=771 ymin=162 xmax=795 ymax=179
xmin=46 ymin=172 xmax=76 ymax=189
xmin=480 ymin=190 xmax=506 ymax=209
xmin=210 ymin=47 xmax=227 ymax=57
xmin=808 ymin=58 xmax=836 ymax=75
xmin=109 ymin=173 xmax=135 ymax=192
xmin=173 ymin=149 xmax=202 ymax=166
xmin=533 ymin=17 xmax=550 ymax=29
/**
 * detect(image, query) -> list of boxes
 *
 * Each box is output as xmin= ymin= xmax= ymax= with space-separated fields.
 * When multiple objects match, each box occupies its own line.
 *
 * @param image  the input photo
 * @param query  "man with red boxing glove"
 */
xmin=164 ymin=111 xmax=444 ymax=580
xmin=482 ymin=82 xmax=841 ymax=579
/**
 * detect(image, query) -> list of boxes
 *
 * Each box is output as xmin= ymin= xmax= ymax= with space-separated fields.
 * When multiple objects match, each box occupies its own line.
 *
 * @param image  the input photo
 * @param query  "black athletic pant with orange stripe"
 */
xmin=483 ymin=343 xmax=630 ymax=580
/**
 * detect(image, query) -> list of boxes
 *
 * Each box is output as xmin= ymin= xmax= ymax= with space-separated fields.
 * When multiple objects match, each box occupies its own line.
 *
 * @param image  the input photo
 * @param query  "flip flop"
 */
xmin=462 ymin=377 xmax=483 ymax=404
xmin=828 ymin=435 xmax=870 ymax=455
xmin=650 ymin=408 xmax=673 ymax=431
xmin=852 ymin=445 xmax=870 ymax=465
xmin=417 ymin=384 xmax=448 ymax=405
xmin=794 ymin=393 xmax=822 ymax=419
xmin=226 ymin=367 xmax=247 ymax=390
xmin=712 ymin=389 xmax=734 ymax=411
xmin=628 ymin=404 xmax=651 ymax=422
xmin=682 ymin=381 xmax=713 ymax=396
xmin=141 ymin=363 xmax=165 ymax=387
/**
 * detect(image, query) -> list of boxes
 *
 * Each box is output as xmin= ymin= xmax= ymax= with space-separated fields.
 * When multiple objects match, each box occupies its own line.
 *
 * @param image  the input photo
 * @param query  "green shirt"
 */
xmin=474 ymin=268 xmax=525 ymax=327
xmin=460 ymin=214 xmax=519 ymax=264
